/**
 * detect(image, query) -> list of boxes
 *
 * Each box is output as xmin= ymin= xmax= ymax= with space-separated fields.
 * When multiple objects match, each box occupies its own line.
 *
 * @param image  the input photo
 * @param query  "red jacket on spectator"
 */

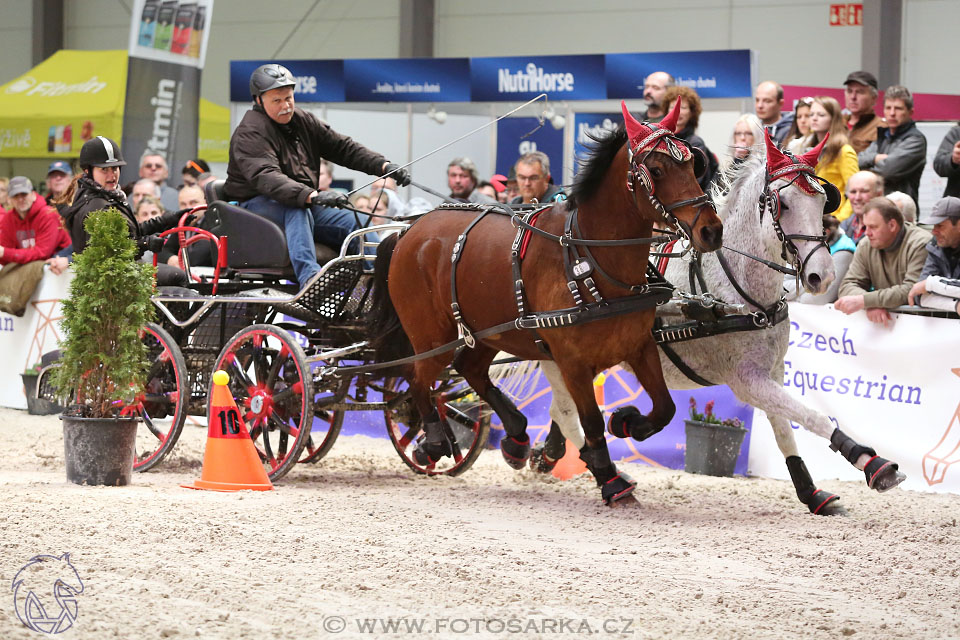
xmin=0 ymin=194 xmax=71 ymax=265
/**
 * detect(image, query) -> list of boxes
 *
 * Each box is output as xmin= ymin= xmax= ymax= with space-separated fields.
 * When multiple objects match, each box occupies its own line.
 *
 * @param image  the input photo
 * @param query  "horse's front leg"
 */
xmin=607 ymin=338 xmax=677 ymax=442
xmin=556 ymin=362 xmax=636 ymax=505
xmin=728 ymin=363 xmax=906 ymax=494
xmin=767 ymin=414 xmax=847 ymax=516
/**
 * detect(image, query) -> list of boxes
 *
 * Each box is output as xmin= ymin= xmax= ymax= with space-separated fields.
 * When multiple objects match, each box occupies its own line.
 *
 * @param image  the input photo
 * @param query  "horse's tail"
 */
xmin=368 ymin=233 xmax=414 ymax=364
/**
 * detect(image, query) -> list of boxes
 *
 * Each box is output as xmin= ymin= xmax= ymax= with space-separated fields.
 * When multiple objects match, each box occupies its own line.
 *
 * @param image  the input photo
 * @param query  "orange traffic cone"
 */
xmin=552 ymin=372 xmax=606 ymax=480
xmin=183 ymin=370 xmax=274 ymax=492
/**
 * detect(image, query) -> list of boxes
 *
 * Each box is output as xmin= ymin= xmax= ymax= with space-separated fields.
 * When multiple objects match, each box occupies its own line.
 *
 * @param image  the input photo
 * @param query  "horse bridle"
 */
xmin=758 ymin=163 xmax=831 ymax=292
xmin=625 ymin=127 xmax=713 ymax=243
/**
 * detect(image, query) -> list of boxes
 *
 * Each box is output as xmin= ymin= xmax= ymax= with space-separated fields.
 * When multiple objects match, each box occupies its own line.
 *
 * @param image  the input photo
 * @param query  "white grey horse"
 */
xmin=537 ymin=133 xmax=906 ymax=513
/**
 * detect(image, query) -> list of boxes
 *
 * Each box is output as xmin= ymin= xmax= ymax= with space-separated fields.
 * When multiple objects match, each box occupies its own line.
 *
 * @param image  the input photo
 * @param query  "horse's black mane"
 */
xmin=567 ymin=126 xmax=628 ymax=208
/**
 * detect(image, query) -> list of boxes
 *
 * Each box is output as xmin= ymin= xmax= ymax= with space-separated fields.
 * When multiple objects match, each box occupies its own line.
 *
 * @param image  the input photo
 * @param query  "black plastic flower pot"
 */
xmin=61 ymin=415 xmax=139 ymax=486
xmin=684 ymin=419 xmax=747 ymax=477
xmin=21 ymin=373 xmax=63 ymax=416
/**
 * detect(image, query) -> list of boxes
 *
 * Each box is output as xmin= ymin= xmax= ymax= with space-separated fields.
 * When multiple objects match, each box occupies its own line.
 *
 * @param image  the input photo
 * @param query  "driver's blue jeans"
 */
xmin=239 ymin=196 xmax=370 ymax=287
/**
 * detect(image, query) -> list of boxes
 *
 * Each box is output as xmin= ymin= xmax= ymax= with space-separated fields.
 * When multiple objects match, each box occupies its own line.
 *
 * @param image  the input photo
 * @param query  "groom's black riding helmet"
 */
xmin=249 ymin=64 xmax=297 ymax=103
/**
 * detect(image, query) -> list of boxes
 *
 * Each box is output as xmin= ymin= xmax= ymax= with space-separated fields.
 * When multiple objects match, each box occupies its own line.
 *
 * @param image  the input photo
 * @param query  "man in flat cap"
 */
xmin=843 ymin=71 xmax=885 ymax=153
xmin=908 ymin=196 xmax=960 ymax=313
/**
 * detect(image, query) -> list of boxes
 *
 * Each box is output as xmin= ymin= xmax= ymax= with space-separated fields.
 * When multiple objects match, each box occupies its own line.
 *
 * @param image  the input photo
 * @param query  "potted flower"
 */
xmin=684 ymin=397 xmax=748 ymax=477
xmin=21 ymin=361 xmax=62 ymax=415
xmin=49 ymin=209 xmax=155 ymax=486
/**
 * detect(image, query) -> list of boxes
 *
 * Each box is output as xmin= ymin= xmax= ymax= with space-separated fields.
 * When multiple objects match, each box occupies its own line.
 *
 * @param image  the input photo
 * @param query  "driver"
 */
xmin=225 ymin=64 xmax=410 ymax=289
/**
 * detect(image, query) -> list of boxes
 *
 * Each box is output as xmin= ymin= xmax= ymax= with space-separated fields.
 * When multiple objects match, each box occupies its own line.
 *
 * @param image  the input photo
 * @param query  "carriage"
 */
xmin=38 ymin=180 xmax=493 ymax=482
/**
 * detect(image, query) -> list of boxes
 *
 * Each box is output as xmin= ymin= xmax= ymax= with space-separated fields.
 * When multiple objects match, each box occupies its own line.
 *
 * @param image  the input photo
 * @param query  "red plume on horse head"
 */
xmin=765 ymin=130 xmax=829 ymax=175
xmin=621 ymin=100 xmax=651 ymax=148
xmin=798 ymin=134 xmax=829 ymax=167
xmin=657 ymin=96 xmax=682 ymax=133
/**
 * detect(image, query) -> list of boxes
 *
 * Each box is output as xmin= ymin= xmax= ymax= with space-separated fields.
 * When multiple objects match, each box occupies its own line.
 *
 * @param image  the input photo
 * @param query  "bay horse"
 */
xmin=539 ymin=132 xmax=906 ymax=513
xmin=370 ymin=99 xmax=724 ymax=504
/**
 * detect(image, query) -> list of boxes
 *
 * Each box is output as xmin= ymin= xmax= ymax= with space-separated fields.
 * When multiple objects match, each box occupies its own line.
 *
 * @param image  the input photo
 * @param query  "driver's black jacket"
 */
xmin=224 ymin=105 xmax=387 ymax=208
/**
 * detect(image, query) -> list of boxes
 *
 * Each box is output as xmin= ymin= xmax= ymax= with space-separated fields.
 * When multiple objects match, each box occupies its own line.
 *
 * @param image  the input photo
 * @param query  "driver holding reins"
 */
xmin=225 ymin=64 xmax=410 ymax=289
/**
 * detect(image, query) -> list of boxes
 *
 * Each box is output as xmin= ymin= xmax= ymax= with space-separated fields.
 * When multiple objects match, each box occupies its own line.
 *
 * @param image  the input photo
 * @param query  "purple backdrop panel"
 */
xmin=322 ymin=365 xmax=753 ymax=476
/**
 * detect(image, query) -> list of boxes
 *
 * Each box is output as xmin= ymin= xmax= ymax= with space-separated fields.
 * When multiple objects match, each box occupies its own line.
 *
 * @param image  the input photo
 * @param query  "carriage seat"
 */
xmin=203 ymin=180 xmax=338 ymax=276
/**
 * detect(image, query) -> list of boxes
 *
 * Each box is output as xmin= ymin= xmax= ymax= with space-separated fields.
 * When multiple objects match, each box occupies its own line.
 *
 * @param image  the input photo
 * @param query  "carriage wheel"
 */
xmin=384 ymin=378 xmax=490 ymax=476
xmin=125 ymin=323 xmax=188 ymax=472
xmin=211 ymin=324 xmax=313 ymax=482
xmin=298 ymin=409 xmax=345 ymax=464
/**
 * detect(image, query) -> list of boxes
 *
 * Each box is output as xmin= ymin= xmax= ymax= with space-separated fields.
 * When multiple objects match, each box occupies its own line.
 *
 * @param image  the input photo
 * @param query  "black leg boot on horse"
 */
xmin=530 ymin=421 xmax=567 ymax=473
xmin=580 ymin=441 xmax=636 ymax=505
xmin=412 ymin=407 xmax=455 ymax=465
xmin=785 ymin=456 xmax=846 ymax=516
xmin=830 ymin=428 xmax=906 ymax=492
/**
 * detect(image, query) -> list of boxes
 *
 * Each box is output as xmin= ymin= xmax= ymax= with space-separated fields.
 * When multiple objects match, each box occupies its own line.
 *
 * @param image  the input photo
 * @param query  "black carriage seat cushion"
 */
xmin=207 ymin=193 xmax=339 ymax=270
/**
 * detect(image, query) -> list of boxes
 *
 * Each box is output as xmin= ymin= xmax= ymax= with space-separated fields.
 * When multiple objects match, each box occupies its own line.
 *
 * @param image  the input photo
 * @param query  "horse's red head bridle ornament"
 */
xmin=759 ymin=129 xmax=840 ymax=289
xmin=620 ymin=99 xmax=712 ymax=240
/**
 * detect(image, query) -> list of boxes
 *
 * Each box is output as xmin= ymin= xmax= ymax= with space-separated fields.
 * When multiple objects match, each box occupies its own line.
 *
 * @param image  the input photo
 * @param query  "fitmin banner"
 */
xmin=122 ymin=0 xmax=213 ymax=184
xmin=748 ymin=303 xmax=960 ymax=494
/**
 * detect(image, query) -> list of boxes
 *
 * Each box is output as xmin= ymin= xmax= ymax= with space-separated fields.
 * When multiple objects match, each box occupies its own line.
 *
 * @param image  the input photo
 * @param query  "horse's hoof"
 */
xmin=607 ymin=406 xmax=641 ymax=439
xmin=501 ymin=435 xmax=531 ymax=470
xmin=601 ymin=471 xmax=636 ymax=505
xmin=608 ymin=494 xmax=640 ymax=508
xmin=528 ymin=443 xmax=558 ymax=474
xmin=807 ymin=490 xmax=847 ymax=516
xmin=865 ymin=457 xmax=907 ymax=492
xmin=412 ymin=440 xmax=452 ymax=466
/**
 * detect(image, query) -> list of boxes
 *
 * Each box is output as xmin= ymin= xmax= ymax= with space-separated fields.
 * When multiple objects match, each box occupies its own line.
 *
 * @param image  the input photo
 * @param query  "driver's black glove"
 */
xmin=311 ymin=190 xmax=350 ymax=209
xmin=138 ymin=234 xmax=166 ymax=254
xmin=384 ymin=162 xmax=411 ymax=187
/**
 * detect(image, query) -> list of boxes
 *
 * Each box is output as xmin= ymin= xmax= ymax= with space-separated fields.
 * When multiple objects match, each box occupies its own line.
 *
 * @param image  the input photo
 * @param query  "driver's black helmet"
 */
xmin=79 ymin=136 xmax=126 ymax=169
xmin=250 ymin=64 xmax=297 ymax=99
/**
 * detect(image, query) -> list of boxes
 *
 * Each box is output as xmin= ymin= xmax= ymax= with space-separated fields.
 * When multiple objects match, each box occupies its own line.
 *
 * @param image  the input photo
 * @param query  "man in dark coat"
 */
xmin=224 ymin=64 xmax=409 ymax=288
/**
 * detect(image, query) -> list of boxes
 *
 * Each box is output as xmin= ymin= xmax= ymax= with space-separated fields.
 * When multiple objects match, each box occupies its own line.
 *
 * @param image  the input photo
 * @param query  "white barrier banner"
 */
xmin=748 ymin=302 xmax=960 ymax=494
xmin=0 ymin=270 xmax=72 ymax=410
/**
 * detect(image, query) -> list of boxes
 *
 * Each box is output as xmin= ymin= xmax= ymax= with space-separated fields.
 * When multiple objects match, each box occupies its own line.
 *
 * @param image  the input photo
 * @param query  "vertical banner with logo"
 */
xmin=572 ymin=113 xmax=620 ymax=174
xmin=122 ymin=0 xmax=213 ymax=184
xmin=495 ymin=118 xmax=564 ymax=183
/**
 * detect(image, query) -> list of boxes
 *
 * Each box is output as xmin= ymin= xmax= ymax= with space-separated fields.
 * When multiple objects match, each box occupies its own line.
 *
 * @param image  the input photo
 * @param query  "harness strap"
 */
xmin=716 ymin=248 xmax=781 ymax=320
xmin=659 ymin=339 xmax=716 ymax=387
xmin=450 ymin=209 xmax=492 ymax=348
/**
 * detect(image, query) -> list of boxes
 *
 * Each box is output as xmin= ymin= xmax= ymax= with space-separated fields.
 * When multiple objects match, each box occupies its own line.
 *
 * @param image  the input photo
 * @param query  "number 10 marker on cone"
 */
xmin=182 ymin=370 xmax=274 ymax=492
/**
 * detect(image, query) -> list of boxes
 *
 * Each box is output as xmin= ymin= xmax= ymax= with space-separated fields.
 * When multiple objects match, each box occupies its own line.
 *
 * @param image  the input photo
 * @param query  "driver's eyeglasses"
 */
xmin=516 ymin=175 xmax=543 ymax=182
xmin=144 ymin=163 xmax=164 ymax=169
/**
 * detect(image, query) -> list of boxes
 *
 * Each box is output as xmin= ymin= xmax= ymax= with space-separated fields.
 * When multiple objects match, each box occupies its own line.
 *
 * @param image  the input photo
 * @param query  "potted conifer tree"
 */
xmin=50 ymin=208 xmax=155 ymax=486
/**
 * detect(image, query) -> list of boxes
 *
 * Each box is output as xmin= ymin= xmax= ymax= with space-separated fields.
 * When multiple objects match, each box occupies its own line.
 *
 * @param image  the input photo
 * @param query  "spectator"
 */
xmin=0 ymin=176 xmax=71 ymax=265
xmin=0 ymin=177 xmax=10 ymax=211
xmin=662 ymin=86 xmax=718 ymax=190
xmin=0 ymin=177 xmax=71 ymax=315
xmin=349 ymin=192 xmax=370 ymax=212
xmin=318 ymin=159 xmax=333 ymax=191
xmin=885 ymin=191 xmax=917 ymax=225
xmin=843 ymin=71 xmax=884 ymax=153
xmin=510 ymin=151 xmax=564 ymax=205
xmin=933 ymin=122 xmax=960 ymax=198
xmin=224 ymin=64 xmax=407 ymax=289
xmin=754 ymin=81 xmax=793 ymax=146
xmin=131 ymin=178 xmax=162 ymax=210
xmin=447 ymin=157 xmax=496 ymax=203
xmin=476 ymin=181 xmax=500 ymax=201
xmin=61 ymin=136 xmax=186 ymax=287
xmin=720 ymin=114 xmax=763 ymax=173
xmin=503 ymin=167 xmax=519 ymax=203
xmin=178 ymin=185 xmax=205 ymax=211
xmin=369 ymin=176 xmax=398 ymax=202
xmin=368 ymin=190 xmax=390 ymax=224
xmin=907 ymin=196 xmax=960 ymax=312
xmin=640 ymin=71 xmax=674 ymax=122
xmin=784 ymin=96 xmax=814 ymax=155
xmin=139 ymin=150 xmax=180 ymax=211
xmin=134 ymin=196 xmax=164 ymax=224
xmin=808 ymin=96 xmax=858 ymax=221
xmin=836 ymin=196 xmax=932 ymax=326
xmin=45 ymin=161 xmax=73 ymax=204
xmin=181 ymin=159 xmax=210 ymax=188
xmin=858 ymin=85 xmax=927 ymax=206
xmin=840 ymin=171 xmax=884 ymax=244
xmin=790 ymin=214 xmax=856 ymax=305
